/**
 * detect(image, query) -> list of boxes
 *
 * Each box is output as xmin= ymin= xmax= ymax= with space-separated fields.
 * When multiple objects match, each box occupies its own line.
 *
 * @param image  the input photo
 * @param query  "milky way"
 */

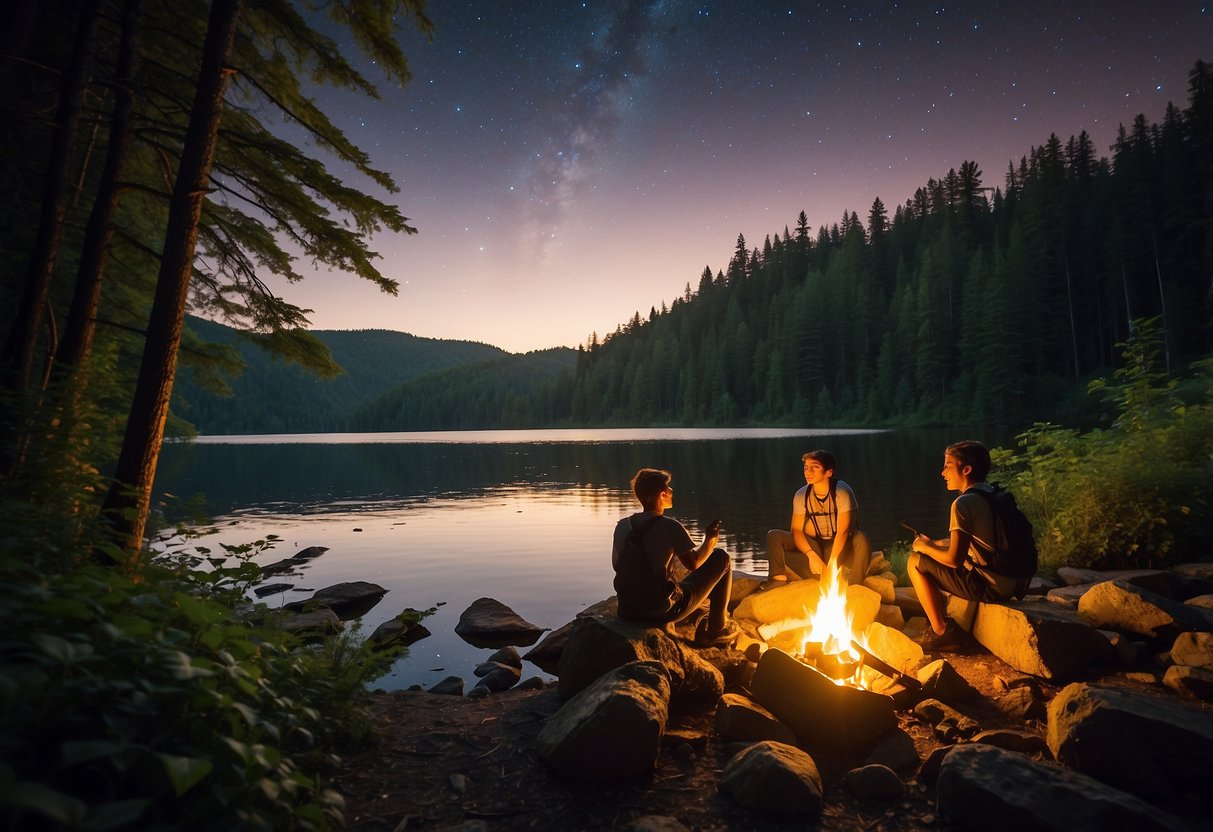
xmin=284 ymin=1 xmax=1210 ymax=353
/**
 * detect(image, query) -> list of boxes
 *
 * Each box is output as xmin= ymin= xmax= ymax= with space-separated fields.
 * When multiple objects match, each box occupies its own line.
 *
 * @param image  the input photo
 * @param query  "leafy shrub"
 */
xmin=0 ymin=535 xmax=410 ymax=830
xmin=995 ymin=320 xmax=1213 ymax=574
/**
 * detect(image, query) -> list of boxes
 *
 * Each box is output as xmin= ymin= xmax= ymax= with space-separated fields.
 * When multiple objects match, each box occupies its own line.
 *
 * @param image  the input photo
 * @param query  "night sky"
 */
xmin=282 ymin=1 xmax=1211 ymax=354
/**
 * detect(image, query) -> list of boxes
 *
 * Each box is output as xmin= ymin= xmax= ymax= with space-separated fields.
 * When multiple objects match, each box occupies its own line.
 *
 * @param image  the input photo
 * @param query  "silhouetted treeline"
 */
xmin=561 ymin=62 xmax=1213 ymax=428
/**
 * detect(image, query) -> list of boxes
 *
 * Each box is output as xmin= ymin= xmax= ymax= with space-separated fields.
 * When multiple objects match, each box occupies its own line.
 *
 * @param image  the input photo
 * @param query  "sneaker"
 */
xmin=694 ymin=619 xmax=741 ymax=647
xmin=920 ymin=620 xmax=966 ymax=652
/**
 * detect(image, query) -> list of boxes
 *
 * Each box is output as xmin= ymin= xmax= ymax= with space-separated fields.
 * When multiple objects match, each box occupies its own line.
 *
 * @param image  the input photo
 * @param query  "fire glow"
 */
xmin=797 ymin=560 xmax=870 ymax=689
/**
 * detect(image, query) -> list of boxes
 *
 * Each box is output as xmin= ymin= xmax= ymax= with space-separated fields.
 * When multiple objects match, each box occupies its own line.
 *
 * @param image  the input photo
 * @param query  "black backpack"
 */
xmin=966 ymin=485 xmax=1039 ymax=581
xmin=613 ymin=515 xmax=675 ymax=617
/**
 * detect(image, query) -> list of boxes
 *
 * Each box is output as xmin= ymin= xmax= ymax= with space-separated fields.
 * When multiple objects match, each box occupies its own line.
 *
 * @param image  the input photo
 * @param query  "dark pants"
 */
xmin=639 ymin=548 xmax=732 ymax=634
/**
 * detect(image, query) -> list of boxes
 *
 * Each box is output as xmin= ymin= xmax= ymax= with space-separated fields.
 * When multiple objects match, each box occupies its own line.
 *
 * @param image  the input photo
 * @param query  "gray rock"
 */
xmin=994 ymin=686 xmax=1046 ymax=721
xmin=537 ymin=660 xmax=670 ymax=781
xmin=845 ymin=763 xmax=904 ymax=799
xmin=1162 ymin=665 xmax=1213 ymax=702
xmin=284 ymin=581 xmax=388 ymax=620
xmin=1186 ymin=594 xmax=1213 ymax=611
xmin=937 ymin=744 xmax=1190 ymax=832
xmin=276 ymin=608 xmax=341 ymax=635
xmin=862 ymin=728 xmax=920 ymax=775
xmin=516 ymin=675 xmax=547 ymax=690
xmin=486 ymin=645 xmax=522 ymax=669
xmin=1047 ymin=681 xmax=1213 ymax=807
xmin=1077 ymin=580 xmax=1213 ymax=639
xmin=713 ymin=692 xmax=797 ymax=745
xmin=454 ymin=597 xmax=546 ymax=646
xmin=1169 ymin=631 xmax=1213 ymax=671
xmin=1173 ymin=563 xmax=1213 ymax=581
xmin=428 ymin=675 xmax=465 ymax=696
xmin=947 ymin=596 xmax=1117 ymax=680
xmin=368 ymin=617 xmax=430 ymax=647
xmin=970 ymin=729 xmax=1048 ymax=754
xmin=626 ymin=816 xmax=691 ymax=832
xmin=556 ymin=616 xmax=723 ymax=706
xmin=253 ymin=582 xmax=293 ymax=597
xmin=917 ymin=659 xmax=980 ymax=705
xmin=892 ymin=585 xmax=926 ymax=617
xmin=718 ymin=740 xmax=824 ymax=818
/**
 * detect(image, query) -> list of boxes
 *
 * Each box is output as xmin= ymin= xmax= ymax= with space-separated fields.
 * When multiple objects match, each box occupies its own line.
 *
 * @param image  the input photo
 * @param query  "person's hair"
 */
xmin=631 ymin=468 xmax=671 ymax=510
xmin=946 ymin=440 xmax=991 ymax=481
xmin=802 ymin=450 xmax=837 ymax=481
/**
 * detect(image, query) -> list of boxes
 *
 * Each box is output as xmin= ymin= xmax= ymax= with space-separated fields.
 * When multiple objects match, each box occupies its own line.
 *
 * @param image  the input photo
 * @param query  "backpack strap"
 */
xmin=960 ymin=485 xmax=997 ymax=566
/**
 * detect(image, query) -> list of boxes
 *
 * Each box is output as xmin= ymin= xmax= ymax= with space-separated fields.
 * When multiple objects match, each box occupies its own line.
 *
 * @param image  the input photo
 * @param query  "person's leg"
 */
xmin=848 ymin=531 xmax=872 ymax=582
xmin=766 ymin=530 xmax=814 ymax=582
xmin=907 ymin=552 xmax=949 ymax=634
xmin=678 ymin=548 xmax=732 ymax=633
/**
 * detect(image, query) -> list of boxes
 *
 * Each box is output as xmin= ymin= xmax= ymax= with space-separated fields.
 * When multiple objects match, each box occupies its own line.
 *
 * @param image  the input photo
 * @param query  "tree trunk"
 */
xmin=100 ymin=0 xmax=243 ymax=561
xmin=0 ymin=0 xmax=103 ymax=391
xmin=57 ymin=0 xmax=143 ymax=374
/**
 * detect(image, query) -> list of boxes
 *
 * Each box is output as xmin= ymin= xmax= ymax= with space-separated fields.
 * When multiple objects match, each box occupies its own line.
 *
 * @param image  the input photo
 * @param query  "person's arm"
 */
xmin=912 ymin=528 xmax=971 ymax=568
xmin=790 ymin=497 xmax=811 ymax=554
xmin=679 ymin=519 xmax=720 ymax=570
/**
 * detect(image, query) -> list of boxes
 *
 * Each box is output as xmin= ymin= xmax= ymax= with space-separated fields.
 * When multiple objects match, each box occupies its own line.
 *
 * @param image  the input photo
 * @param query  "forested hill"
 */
xmin=348 ymin=348 xmax=577 ymax=431
xmin=171 ymin=317 xmax=509 ymax=434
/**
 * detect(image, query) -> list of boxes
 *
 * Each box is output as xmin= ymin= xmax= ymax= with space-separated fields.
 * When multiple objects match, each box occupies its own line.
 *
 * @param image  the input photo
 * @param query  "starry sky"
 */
xmin=279 ymin=1 xmax=1211 ymax=354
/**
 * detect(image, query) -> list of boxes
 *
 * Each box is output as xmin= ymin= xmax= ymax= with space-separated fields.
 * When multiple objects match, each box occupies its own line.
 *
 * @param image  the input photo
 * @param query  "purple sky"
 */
xmin=267 ymin=1 xmax=1211 ymax=354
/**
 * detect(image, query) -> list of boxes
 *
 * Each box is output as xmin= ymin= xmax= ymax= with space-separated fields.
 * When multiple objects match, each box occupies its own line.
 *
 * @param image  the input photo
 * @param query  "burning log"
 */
xmin=750 ymin=648 xmax=897 ymax=756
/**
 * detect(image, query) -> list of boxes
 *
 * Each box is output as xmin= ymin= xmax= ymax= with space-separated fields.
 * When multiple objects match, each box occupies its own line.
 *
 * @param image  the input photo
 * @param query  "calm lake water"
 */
xmin=152 ymin=427 xmax=1015 ymax=690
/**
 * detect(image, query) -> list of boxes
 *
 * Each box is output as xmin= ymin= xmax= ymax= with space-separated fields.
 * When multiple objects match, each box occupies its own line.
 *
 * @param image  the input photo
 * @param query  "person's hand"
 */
xmin=707 ymin=518 xmax=721 ymax=538
xmin=912 ymin=533 xmax=928 ymax=553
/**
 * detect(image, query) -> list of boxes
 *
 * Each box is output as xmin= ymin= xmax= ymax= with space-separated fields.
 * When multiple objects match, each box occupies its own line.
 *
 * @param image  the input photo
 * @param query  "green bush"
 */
xmin=0 ymin=535 xmax=410 ymax=830
xmin=995 ymin=320 xmax=1213 ymax=575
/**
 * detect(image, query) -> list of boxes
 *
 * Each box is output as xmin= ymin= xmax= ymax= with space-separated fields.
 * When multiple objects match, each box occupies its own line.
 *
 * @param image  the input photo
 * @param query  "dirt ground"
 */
xmin=331 ymin=641 xmax=1064 ymax=832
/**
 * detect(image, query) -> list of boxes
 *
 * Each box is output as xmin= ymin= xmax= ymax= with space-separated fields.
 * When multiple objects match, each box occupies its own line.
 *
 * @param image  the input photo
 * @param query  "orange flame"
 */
xmin=801 ymin=559 xmax=866 ymax=684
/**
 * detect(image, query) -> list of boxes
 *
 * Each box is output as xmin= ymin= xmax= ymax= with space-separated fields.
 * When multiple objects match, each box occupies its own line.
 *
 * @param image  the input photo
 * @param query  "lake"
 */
xmin=152 ymin=426 xmax=1016 ymax=690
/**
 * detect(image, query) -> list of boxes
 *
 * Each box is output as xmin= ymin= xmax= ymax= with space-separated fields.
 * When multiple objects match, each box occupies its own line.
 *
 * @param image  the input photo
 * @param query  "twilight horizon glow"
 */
xmin=270 ymin=1 xmax=1211 ymax=354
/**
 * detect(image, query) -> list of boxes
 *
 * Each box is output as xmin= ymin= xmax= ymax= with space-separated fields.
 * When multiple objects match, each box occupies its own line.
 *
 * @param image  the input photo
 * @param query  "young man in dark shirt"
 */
xmin=611 ymin=467 xmax=739 ymax=646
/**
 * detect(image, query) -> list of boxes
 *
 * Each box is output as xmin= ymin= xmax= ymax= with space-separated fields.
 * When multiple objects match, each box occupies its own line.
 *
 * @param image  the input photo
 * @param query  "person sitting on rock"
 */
xmin=762 ymin=449 xmax=872 ymax=589
xmin=612 ymin=467 xmax=740 ymax=647
xmin=908 ymin=439 xmax=1019 ymax=651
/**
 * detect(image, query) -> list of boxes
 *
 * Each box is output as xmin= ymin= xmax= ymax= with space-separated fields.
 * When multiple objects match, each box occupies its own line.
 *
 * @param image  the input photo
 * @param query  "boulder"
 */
xmin=428 ymin=675 xmax=465 ymax=696
xmin=368 ymin=618 xmax=431 ymax=647
xmin=556 ymin=616 xmax=723 ymax=706
xmin=276 ymin=608 xmax=341 ymax=635
xmin=454 ymin=597 xmax=546 ymax=647
xmin=844 ymin=763 xmax=904 ymax=799
xmin=937 ymin=744 xmax=1190 ymax=832
xmin=717 ymin=741 xmax=824 ymax=818
xmin=749 ymin=648 xmax=896 ymax=756
xmin=1077 ymin=580 xmax=1213 ymax=639
xmin=948 ymin=596 xmax=1116 ymax=680
xmin=1186 ymin=594 xmax=1213 ymax=611
xmin=474 ymin=662 xmax=521 ymax=693
xmin=862 ymin=728 xmax=920 ymax=775
xmin=914 ymin=698 xmax=980 ymax=739
xmin=1047 ymin=682 xmax=1213 ymax=807
xmin=969 ymin=729 xmax=1048 ymax=755
xmin=1169 ymin=631 xmax=1213 ymax=671
xmin=732 ymin=577 xmax=821 ymax=624
xmin=260 ymin=545 xmax=329 ymax=577
xmin=875 ymin=603 xmax=904 ymax=629
xmin=283 ymin=581 xmax=387 ymax=620
xmin=862 ymin=621 xmax=923 ymax=676
xmin=994 ymin=686 xmax=1046 ymax=721
xmin=892 ymin=585 xmax=925 ymax=617
xmin=1173 ymin=563 xmax=1213 ymax=581
xmin=863 ymin=574 xmax=896 ymax=604
xmin=1162 ymin=665 xmax=1213 ymax=702
xmin=917 ymin=659 xmax=980 ymax=705
xmin=537 ymin=661 xmax=670 ymax=781
xmin=713 ymin=693 xmax=797 ymax=745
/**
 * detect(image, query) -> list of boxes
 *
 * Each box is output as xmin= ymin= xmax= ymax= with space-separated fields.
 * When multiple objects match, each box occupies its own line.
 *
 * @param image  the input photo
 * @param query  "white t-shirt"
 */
xmin=792 ymin=479 xmax=857 ymax=540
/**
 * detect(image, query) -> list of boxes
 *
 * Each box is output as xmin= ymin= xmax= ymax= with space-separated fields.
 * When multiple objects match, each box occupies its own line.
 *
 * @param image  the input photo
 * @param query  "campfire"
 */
xmin=747 ymin=561 xmax=923 ymax=754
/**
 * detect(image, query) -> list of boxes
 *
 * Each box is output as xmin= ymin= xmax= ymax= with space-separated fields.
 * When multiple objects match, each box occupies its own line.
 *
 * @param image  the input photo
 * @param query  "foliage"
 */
xmin=993 ymin=320 xmax=1213 ymax=573
xmin=0 ymin=524 xmax=421 ymax=830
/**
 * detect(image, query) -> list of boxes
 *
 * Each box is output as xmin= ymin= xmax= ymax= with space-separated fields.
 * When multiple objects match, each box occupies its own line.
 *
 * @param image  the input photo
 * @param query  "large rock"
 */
xmin=1078 ymin=580 xmax=1213 ymax=639
xmin=276 ymin=608 xmax=342 ymax=635
xmin=522 ymin=597 xmax=616 ymax=672
xmin=917 ymin=659 xmax=980 ymax=705
xmin=453 ymin=597 xmax=546 ymax=647
xmin=714 ymin=693 xmax=797 ymax=745
xmin=1162 ymin=665 xmax=1213 ymax=702
xmin=283 ymin=580 xmax=388 ymax=620
xmin=537 ymin=661 xmax=671 ymax=781
xmin=556 ymin=616 xmax=723 ymax=706
xmin=749 ymin=648 xmax=896 ymax=756
xmin=1047 ymin=682 xmax=1213 ymax=807
xmin=937 ymin=744 xmax=1190 ymax=832
xmin=947 ymin=596 xmax=1116 ymax=680
xmin=862 ymin=621 xmax=923 ymax=676
xmin=1170 ymin=631 xmax=1213 ymax=671
xmin=717 ymin=741 xmax=824 ymax=818
xmin=732 ymin=577 xmax=821 ymax=624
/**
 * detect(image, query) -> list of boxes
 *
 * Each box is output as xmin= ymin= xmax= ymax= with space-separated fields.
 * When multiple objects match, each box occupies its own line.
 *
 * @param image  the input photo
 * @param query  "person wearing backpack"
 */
xmin=612 ymin=467 xmax=741 ymax=647
xmin=907 ymin=440 xmax=1035 ymax=651
xmin=761 ymin=450 xmax=872 ymax=589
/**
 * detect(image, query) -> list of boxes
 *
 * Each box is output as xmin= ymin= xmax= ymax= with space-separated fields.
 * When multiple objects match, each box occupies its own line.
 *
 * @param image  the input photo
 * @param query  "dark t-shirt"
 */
xmin=611 ymin=512 xmax=694 ymax=618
